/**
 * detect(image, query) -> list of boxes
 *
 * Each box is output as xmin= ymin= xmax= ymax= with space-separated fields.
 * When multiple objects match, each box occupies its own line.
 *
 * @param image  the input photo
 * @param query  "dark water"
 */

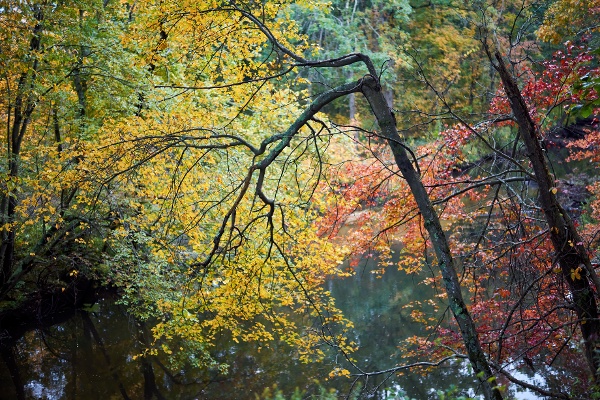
xmin=0 ymin=232 xmax=577 ymax=399
xmin=0 ymin=253 xmax=494 ymax=400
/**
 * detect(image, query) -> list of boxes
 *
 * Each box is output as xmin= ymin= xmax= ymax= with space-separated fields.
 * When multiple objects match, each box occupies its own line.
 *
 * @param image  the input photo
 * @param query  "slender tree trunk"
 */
xmin=361 ymin=76 xmax=504 ymax=400
xmin=0 ymin=6 xmax=43 ymax=285
xmin=494 ymin=52 xmax=600 ymax=379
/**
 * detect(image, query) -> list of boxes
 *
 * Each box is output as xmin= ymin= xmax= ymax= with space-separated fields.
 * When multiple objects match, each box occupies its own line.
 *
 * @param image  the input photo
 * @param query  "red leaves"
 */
xmin=440 ymin=124 xmax=475 ymax=151
xmin=489 ymin=40 xmax=599 ymax=132
xmin=315 ymin=44 xmax=600 ymax=372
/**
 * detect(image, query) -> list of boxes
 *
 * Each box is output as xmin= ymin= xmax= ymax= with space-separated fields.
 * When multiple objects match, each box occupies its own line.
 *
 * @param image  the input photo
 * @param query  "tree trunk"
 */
xmin=361 ymin=76 xmax=504 ymax=400
xmin=494 ymin=52 xmax=600 ymax=379
xmin=0 ymin=7 xmax=43 ymax=285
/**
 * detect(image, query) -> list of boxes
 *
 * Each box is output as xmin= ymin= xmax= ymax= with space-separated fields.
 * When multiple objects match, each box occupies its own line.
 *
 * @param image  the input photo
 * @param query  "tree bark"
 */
xmin=494 ymin=52 xmax=600 ymax=379
xmin=361 ymin=76 xmax=504 ymax=400
xmin=0 ymin=7 xmax=43 ymax=285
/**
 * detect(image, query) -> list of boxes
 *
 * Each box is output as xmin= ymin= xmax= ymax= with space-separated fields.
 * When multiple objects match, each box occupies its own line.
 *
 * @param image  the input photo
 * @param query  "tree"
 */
xmin=0 ymin=0 xmax=147 ymax=297
xmin=3 ymin=0 xmax=600 ymax=398
xmin=1 ymin=0 xmax=356 ymax=379
xmin=302 ymin=0 xmax=600 ymax=396
xmin=372 ymin=2 xmax=600 ymax=391
xmin=121 ymin=1 xmax=503 ymax=397
xmin=486 ymin=39 xmax=600 ymax=379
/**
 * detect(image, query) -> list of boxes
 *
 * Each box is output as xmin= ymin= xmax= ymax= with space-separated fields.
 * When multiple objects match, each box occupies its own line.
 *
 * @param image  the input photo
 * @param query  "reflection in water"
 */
xmin=2 ymin=254 xmax=553 ymax=399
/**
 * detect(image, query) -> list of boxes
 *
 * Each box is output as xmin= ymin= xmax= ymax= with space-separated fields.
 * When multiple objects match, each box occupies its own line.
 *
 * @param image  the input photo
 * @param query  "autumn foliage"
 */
xmin=1 ymin=0 xmax=600 ymax=398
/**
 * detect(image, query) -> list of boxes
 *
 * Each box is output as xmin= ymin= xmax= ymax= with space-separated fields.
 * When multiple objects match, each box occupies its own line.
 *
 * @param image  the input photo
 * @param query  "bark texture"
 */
xmin=361 ymin=76 xmax=504 ymax=400
xmin=494 ymin=52 xmax=600 ymax=378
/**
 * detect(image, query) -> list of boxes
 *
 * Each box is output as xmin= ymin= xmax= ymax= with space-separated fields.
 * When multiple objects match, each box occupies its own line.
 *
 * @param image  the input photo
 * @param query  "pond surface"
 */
xmin=0 ymin=249 xmax=554 ymax=400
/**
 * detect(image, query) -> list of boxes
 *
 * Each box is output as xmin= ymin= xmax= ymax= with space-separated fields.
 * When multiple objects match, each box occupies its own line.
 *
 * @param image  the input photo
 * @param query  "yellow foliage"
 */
xmin=537 ymin=0 xmax=600 ymax=43
xmin=0 ymin=0 xmax=355 ymax=372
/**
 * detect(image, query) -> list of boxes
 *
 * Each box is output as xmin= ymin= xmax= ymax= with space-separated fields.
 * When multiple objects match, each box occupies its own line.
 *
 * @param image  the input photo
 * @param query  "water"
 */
xmin=1 ymin=251 xmax=496 ymax=400
xmin=1 ymin=224 xmax=584 ymax=397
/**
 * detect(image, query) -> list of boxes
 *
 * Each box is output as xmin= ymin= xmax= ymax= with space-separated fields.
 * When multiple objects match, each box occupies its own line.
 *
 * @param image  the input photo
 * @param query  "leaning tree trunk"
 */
xmin=494 ymin=52 xmax=600 ymax=379
xmin=361 ymin=76 xmax=504 ymax=400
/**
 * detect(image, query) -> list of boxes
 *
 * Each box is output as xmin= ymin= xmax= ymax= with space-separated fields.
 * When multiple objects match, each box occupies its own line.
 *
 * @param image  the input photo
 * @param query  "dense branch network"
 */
xmin=181 ymin=6 xmax=506 ymax=399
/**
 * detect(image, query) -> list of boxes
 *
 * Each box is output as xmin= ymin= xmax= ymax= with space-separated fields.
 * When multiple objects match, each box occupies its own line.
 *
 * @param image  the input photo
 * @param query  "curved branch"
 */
xmin=490 ymin=362 xmax=572 ymax=400
xmin=227 ymin=2 xmax=379 ymax=78
xmin=193 ymin=79 xmax=364 ymax=273
xmin=255 ymin=80 xmax=364 ymax=166
xmin=350 ymin=354 xmax=468 ymax=377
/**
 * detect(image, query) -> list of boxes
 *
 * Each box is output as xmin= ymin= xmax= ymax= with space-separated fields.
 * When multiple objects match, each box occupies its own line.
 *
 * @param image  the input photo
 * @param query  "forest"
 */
xmin=1 ymin=0 xmax=600 ymax=399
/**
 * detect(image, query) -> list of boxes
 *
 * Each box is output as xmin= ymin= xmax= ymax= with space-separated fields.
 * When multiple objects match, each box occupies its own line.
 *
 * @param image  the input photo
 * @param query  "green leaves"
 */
xmin=573 ymin=98 xmax=600 ymax=118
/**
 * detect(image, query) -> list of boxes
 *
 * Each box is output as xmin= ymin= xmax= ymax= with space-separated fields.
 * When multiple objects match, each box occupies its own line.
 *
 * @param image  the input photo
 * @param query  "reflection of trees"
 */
xmin=1 ymin=292 xmax=474 ymax=400
xmin=1 ymin=306 xmax=161 ymax=399
xmin=1 ymin=304 xmax=327 ymax=399
xmin=0 ymin=277 xmax=581 ymax=399
xmin=328 ymin=256 xmax=477 ymax=399
xmin=1 ymin=346 xmax=25 ymax=400
xmin=81 ymin=312 xmax=132 ymax=399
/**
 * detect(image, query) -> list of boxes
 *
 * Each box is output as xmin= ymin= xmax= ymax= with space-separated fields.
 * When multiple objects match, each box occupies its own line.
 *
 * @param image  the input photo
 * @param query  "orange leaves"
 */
xmin=440 ymin=124 xmax=476 ymax=152
xmin=571 ymin=266 xmax=584 ymax=281
xmin=410 ymin=309 xmax=427 ymax=324
xmin=568 ymin=130 xmax=600 ymax=163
